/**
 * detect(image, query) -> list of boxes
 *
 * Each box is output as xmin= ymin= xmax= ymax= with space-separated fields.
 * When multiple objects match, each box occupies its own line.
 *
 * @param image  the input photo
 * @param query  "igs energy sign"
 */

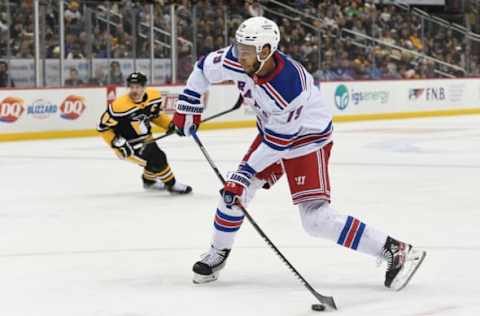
xmin=0 ymin=88 xmax=105 ymax=134
xmin=323 ymin=79 xmax=480 ymax=115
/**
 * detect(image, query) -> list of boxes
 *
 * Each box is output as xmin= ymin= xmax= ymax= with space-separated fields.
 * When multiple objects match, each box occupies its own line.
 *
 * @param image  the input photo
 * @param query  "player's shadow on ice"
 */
xmin=77 ymin=191 xmax=216 ymax=201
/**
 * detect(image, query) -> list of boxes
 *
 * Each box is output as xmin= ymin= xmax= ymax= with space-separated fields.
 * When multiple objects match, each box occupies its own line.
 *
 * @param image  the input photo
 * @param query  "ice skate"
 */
xmin=167 ymin=180 xmax=192 ymax=194
xmin=382 ymin=236 xmax=426 ymax=291
xmin=192 ymin=246 xmax=230 ymax=284
xmin=143 ymin=179 xmax=166 ymax=191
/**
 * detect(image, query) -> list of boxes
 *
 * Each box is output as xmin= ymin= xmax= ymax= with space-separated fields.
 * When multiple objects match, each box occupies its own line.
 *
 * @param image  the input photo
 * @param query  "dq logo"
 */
xmin=60 ymin=95 xmax=86 ymax=120
xmin=0 ymin=96 xmax=25 ymax=123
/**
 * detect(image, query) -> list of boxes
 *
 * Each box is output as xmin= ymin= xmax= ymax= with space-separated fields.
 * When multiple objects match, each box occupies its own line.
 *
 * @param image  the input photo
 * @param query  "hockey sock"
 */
xmin=336 ymin=215 xmax=387 ymax=256
xmin=143 ymin=165 xmax=176 ymax=187
xmin=211 ymin=202 xmax=245 ymax=250
xmin=299 ymin=201 xmax=387 ymax=257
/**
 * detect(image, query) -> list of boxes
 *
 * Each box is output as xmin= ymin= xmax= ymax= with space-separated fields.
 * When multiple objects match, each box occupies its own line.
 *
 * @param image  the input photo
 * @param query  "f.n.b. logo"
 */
xmin=0 ymin=96 xmax=25 ymax=123
xmin=60 ymin=95 xmax=86 ymax=120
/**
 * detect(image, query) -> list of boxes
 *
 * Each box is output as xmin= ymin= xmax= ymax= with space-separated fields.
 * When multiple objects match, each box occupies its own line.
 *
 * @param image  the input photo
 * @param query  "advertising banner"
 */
xmin=1 ymin=78 xmax=479 ymax=141
xmin=0 ymin=88 xmax=106 ymax=134
xmin=324 ymin=79 xmax=480 ymax=116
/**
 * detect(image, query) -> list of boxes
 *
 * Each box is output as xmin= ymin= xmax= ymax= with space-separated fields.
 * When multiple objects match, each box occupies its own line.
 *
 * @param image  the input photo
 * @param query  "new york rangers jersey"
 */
xmin=179 ymin=46 xmax=333 ymax=173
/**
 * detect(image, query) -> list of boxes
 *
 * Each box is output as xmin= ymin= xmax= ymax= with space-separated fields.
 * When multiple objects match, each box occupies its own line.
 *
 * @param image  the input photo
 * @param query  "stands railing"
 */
xmin=392 ymin=0 xmax=480 ymax=72
xmin=0 ymin=0 xmax=477 ymax=88
xmin=341 ymin=29 xmax=466 ymax=76
xmin=262 ymin=0 xmax=471 ymax=77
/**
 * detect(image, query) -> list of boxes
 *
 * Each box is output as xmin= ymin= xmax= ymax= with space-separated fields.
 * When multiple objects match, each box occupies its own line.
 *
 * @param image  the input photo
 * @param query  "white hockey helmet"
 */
xmin=235 ymin=17 xmax=280 ymax=71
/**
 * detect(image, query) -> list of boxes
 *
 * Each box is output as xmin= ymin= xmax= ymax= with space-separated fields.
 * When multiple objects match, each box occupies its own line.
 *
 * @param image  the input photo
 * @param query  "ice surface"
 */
xmin=1 ymin=116 xmax=480 ymax=316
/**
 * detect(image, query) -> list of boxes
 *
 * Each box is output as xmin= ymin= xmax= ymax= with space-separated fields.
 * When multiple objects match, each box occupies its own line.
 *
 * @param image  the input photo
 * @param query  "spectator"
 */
xmin=198 ymin=35 xmax=215 ymax=57
xmin=16 ymin=40 xmax=33 ymax=58
xmin=89 ymin=66 xmax=107 ymax=86
xmin=409 ymin=30 xmax=423 ymax=51
xmin=245 ymin=0 xmax=264 ymax=17
xmin=417 ymin=60 xmax=435 ymax=79
xmin=0 ymin=0 xmax=475 ymax=83
xmin=366 ymin=59 xmax=384 ymax=80
xmin=66 ymin=44 xmax=85 ymax=59
xmin=470 ymin=61 xmax=480 ymax=76
xmin=384 ymin=61 xmax=401 ymax=79
xmin=65 ymin=67 xmax=84 ymax=87
xmin=0 ymin=61 xmax=15 ymax=87
xmin=109 ymin=61 xmax=124 ymax=84
xmin=64 ymin=1 xmax=81 ymax=21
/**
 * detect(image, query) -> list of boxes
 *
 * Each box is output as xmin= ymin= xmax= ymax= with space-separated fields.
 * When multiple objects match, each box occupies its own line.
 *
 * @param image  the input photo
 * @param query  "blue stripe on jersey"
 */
xmin=264 ymin=54 xmax=305 ymax=104
xmin=197 ymin=55 xmax=206 ymax=70
xmin=225 ymin=45 xmax=239 ymax=62
xmin=184 ymin=89 xmax=201 ymax=99
xmin=262 ymin=139 xmax=288 ymax=151
xmin=292 ymin=122 xmax=333 ymax=140
xmin=178 ymin=94 xmax=200 ymax=104
xmin=337 ymin=216 xmax=353 ymax=245
xmin=217 ymin=209 xmax=244 ymax=222
xmin=351 ymin=222 xmax=366 ymax=250
xmin=259 ymin=85 xmax=284 ymax=110
xmin=323 ymin=121 xmax=333 ymax=133
xmin=264 ymin=128 xmax=298 ymax=140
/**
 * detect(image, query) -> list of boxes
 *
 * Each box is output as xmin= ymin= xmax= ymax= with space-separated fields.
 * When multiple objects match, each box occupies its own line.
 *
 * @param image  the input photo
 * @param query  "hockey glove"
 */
xmin=166 ymin=121 xmax=176 ymax=135
xmin=112 ymin=136 xmax=133 ymax=159
xmin=222 ymin=164 xmax=256 ymax=207
xmin=172 ymin=93 xmax=203 ymax=136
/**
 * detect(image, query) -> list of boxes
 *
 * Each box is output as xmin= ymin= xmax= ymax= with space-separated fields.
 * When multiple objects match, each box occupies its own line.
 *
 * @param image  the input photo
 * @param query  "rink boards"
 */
xmin=0 ymin=78 xmax=479 ymax=141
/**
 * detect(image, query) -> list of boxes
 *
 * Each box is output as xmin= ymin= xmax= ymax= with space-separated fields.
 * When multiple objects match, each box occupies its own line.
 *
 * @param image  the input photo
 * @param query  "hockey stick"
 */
xmin=138 ymin=95 xmax=244 ymax=148
xmin=190 ymin=130 xmax=338 ymax=311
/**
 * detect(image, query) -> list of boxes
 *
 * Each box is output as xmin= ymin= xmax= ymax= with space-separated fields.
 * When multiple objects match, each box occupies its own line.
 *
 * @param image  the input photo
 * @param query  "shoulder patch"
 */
xmin=223 ymin=46 xmax=245 ymax=74
xmin=264 ymin=56 xmax=305 ymax=106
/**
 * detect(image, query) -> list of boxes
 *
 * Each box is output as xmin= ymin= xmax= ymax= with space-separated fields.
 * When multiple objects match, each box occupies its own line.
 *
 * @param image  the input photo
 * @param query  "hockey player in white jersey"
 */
xmin=172 ymin=17 xmax=426 ymax=290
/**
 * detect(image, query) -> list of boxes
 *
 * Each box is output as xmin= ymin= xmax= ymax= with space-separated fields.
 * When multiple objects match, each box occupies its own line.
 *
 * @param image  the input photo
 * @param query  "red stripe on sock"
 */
xmin=344 ymin=219 xmax=360 ymax=248
xmin=215 ymin=215 xmax=243 ymax=228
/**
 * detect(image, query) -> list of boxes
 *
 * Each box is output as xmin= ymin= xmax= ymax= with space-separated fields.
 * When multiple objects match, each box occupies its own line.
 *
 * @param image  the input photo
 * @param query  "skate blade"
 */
xmin=143 ymin=185 xmax=166 ymax=192
xmin=392 ymin=249 xmax=427 ymax=291
xmin=168 ymin=187 xmax=193 ymax=195
xmin=193 ymin=271 xmax=219 ymax=284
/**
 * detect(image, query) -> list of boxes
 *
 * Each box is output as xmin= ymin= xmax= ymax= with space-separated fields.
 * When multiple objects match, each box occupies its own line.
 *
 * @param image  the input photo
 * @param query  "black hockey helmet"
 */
xmin=127 ymin=72 xmax=147 ymax=86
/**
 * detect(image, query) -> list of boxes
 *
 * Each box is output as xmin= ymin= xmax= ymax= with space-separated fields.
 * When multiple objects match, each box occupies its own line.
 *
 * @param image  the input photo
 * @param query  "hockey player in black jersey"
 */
xmin=97 ymin=72 xmax=192 ymax=194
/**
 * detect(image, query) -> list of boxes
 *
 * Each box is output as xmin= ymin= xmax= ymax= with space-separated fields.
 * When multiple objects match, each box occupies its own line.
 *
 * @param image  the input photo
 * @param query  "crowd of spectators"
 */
xmin=0 ymin=0 xmax=478 ymax=87
xmin=270 ymin=0 xmax=479 ymax=79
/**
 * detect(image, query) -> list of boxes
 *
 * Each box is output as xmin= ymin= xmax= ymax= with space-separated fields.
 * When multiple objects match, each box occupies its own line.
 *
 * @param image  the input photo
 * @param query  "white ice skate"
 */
xmin=167 ymin=181 xmax=192 ymax=194
xmin=383 ymin=236 xmax=427 ymax=291
xmin=192 ymin=246 xmax=230 ymax=284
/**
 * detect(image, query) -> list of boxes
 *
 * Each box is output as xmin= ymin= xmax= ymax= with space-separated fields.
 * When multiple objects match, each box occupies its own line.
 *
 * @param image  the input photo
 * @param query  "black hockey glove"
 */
xmin=112 ymin=136 xmax=133 ymax=159
xmin=166 ymin=121 xmax=176 ymax=135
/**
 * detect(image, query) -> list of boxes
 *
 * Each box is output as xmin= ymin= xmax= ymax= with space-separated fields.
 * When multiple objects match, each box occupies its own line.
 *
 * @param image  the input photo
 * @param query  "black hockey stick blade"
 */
xmin=314 ymin=291 xmax=337 ymax=310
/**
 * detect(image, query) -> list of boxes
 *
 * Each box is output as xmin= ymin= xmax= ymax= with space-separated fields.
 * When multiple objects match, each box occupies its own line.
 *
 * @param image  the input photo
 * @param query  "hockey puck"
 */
xmin=311 ymin=304 xmax=326 ymax=312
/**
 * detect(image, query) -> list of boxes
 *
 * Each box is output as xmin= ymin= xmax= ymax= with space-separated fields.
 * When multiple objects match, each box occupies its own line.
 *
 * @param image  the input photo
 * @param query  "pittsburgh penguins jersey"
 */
xmin=177 ymin=45 xmax=333 ymax=173
xmin=97 ymin=87 xmax=170 ymax=145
